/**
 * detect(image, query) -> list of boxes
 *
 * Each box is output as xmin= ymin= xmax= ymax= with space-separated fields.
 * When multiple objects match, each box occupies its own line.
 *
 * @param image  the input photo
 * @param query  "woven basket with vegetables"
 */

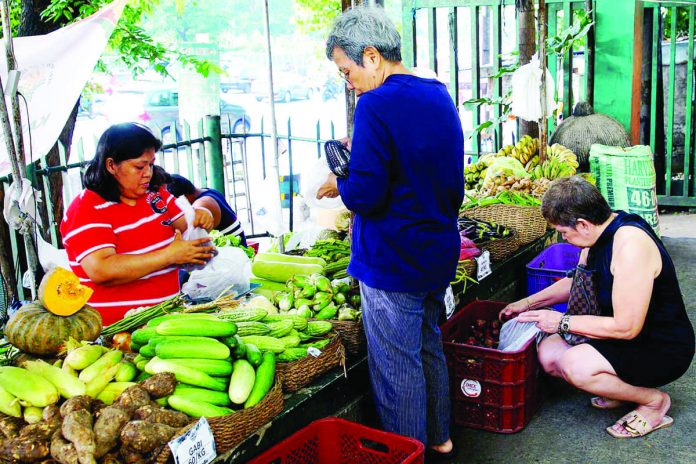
xmin=461 ymin=192 xmax=547 ymax=246
xmin=276 ymin=333 xmax=345 ymax=393
xmin=154 ymin=376 xmax=284 ymax=463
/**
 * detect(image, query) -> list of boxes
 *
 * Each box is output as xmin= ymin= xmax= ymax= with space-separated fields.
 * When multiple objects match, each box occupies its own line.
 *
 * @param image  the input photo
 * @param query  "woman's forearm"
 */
xmin=527 ymin=277 xmax=572 ymax=309
xmin=82 ymin=248 xmax=173 ymax=286
xmin=566 ymin=314 xmax=640 ymax=340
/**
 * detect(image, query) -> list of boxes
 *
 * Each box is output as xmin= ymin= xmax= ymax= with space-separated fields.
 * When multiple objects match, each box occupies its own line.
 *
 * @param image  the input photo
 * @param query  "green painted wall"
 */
xmin=593 ymin=0 xmax=638 ymax=131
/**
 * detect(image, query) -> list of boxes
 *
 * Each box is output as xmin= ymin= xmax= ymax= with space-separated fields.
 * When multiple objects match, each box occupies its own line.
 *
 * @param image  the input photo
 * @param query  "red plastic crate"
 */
xmin=249 ymin=418 xmax=425 ymax=464
xmin=440 ymin=300 xmax=542 ymax=433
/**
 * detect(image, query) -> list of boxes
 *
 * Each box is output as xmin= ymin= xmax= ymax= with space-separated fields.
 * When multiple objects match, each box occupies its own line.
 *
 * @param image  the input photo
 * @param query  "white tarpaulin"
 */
xmin=0 ymin=0 xmax=127 ymax=177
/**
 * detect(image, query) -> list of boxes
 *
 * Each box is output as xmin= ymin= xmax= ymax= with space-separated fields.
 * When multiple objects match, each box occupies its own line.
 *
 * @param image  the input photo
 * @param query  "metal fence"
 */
xmin=401 ymin=0 xmax=592 ymax=157
xmin=0 ymin=115 xmax=337 ymax=300
xmin=642 ymin=1 xmax=696 ymax=206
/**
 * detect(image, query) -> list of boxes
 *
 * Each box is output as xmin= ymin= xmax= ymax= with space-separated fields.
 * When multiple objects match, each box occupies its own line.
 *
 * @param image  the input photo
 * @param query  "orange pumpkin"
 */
xmin=38 ymin=267 xmax=93 ymax=316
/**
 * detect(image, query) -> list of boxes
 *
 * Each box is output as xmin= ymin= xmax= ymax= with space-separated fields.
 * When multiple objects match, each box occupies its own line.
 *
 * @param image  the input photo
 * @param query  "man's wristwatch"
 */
xmin=558 ymin=314 xmax=571 ymax=336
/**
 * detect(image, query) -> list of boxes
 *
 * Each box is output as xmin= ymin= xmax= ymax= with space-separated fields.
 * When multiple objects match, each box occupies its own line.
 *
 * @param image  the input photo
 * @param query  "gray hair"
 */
xmin=325 ymin=6 xmax=401 ymax=66
xmin=541 ymin=176 xmax=612 ymax=227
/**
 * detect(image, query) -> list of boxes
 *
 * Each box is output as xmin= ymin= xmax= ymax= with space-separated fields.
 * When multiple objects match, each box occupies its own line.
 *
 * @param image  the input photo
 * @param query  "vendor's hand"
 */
xmin=192 ymin=206 xmax=215 ymax=231
xmin=340 ymin=136 xmax=352 ymax=151
xmin=316 ymin=172 xmax=339 ymax=199
xmin=516 ymin=309 xmax=564 ymax=334
xmin=499 ymin=299 xmax=530 ymax=321
xmin=167 ymin=230 xmax=215 ymax=265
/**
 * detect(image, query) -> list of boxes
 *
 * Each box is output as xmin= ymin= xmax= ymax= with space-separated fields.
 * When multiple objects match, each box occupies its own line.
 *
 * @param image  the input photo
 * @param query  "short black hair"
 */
xmin=541 ymin=176 xmax=612 ymax=227
xmin=166 ymin=174 xmax=196 ymax=197
xmin=84 ymin=123 xmax=162 ymax=202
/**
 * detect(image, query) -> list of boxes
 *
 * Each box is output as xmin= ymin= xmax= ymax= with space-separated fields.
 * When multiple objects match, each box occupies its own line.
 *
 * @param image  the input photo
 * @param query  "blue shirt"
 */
xmin=338 ymin=74 xmax=464 ymax=292
xmin=195 ymin=189 xmax=247 ymax=246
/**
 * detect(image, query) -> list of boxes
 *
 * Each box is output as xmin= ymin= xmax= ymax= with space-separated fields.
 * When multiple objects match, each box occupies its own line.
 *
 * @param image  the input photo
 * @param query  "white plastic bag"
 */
xmin=182 ymin=246 xmax=251 ymax=301
xmin=497 ymin=318 xmax=542 ymax=352
xmin=510 ymin=56 xmax=556 ymax=121
xmin=301 ymin=157 xmax=345 ymax=210
xmin=37 ymin=235 xmax=70 ymax=272
xmin=175 ymin=196 xmax=211 ymax=272
xmin=3 ymin=179 xmax=43 ymax=233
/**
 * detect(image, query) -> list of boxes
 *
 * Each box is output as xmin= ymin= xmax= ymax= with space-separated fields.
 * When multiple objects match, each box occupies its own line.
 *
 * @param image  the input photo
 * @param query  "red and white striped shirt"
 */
xmin=60 ymin=187 xmax=184 ymax=325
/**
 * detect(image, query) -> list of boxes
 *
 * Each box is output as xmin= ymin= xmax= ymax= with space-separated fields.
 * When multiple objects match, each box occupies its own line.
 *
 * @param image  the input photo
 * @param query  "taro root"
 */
xmin=94 ymin=406 xmax=130 ymax=458
xmin=0 ymin=414 xmax=23 ymax=440
xmin=19 ymin=422 xmax=61 ymax=442
xmin=60 ymin=396 xmax=92 ymax=418
xmin=62 ymin=409 xmax=96 ymax=464
xmin=139 ymin=373 xmax=176 ymax=399
xmin=51 ymin=431 xmax=79 ymax=464
xmin=1 ymin=435 xmax=51 ymax=462
xmin=101 ymin=451 xmax=124 ymax=464
xmin=119 ymin=448 xmax=146 ymax=464
xmin=133 ymin=405 xmax=189 ymax=428
xmin=116 ymin=386 xmax=151 ymax=415
xmin=119 ymin=421 xmax=177 ymax=454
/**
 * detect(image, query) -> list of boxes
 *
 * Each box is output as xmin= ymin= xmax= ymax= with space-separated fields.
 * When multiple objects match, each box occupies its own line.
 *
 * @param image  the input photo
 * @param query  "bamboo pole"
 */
xmin=538 ymin=0 xmax=548 ymax=163
xmin=262 ymin=0 xmax=286 ymax=252
xmin=0 ymin=0 xmax=39 ymax=298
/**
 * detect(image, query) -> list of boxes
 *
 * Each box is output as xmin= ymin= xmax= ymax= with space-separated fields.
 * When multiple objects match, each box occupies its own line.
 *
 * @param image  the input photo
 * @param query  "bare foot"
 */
xmin=430 ymin=438 xmax=453 ymax=454
xmin=610 ymin=391 xmax=671 ymax=436
xmin=591 ymin=396 xmax=625 ymax=409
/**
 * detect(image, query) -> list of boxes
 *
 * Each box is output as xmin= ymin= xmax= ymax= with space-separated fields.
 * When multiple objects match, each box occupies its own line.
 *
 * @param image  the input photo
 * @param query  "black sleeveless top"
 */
xmin=585 ymin=211 xmax=695 ymax=387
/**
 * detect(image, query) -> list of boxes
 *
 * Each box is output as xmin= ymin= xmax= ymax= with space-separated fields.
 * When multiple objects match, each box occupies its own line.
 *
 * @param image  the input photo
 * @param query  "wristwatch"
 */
xmin=558 ymin=314 xmax=571 ymax=336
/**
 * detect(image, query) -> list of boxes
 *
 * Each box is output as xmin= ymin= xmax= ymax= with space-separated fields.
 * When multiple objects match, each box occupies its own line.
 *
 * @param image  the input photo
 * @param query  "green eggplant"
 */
xmin=295 ymin=298 xmax=314 ymax=308
xmin=278 ymin=293 xmax=295 ymax=312
xmin=292 ymin=275 xmax=312 ymax=288
xmin=300 ymin=285 xmax=317 ymax=299
xmin=350 ymin=294 xmax=361 ymax=308
xmin=314 ymin=291 xmax=333 ymax=302
xmin=338 ymin=306 xmax=358 ymax=321
xmin=296 ymin=305 xmax=312 ymax=319
xmin=313 ymin=298 xmax=331 ymax=313
xmin=313 ymin=275 xmax=333 ymax=293
xmin=315 ymin=302 xmax=337 ymax=320
xmin=301 ymin=339 xmax=331 ymax=350
xmin=333 ymin=292 xmax=347 ymax=305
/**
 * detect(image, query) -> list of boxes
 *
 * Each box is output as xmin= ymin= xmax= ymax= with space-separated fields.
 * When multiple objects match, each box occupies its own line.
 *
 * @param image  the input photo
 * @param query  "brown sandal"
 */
xmin=606 ymin=410 xmax=674 ymax=438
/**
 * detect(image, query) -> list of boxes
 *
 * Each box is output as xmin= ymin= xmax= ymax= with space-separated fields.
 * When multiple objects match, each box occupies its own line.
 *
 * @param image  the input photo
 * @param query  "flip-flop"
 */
xmin=606 ymin=410 xmax=674 ymax=438
xmin=591 ymin=396 xmax=624 ymax=410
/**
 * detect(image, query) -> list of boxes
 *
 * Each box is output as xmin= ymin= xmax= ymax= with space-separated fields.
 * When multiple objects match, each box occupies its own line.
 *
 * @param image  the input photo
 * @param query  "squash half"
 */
xmin=38 ymin=267 xmax=93 ymax=316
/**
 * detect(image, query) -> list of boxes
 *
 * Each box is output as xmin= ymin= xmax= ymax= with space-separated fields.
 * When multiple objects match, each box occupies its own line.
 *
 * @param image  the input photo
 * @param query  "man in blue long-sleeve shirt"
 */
xmin=317 ymin=6 xmax=464 ymax=461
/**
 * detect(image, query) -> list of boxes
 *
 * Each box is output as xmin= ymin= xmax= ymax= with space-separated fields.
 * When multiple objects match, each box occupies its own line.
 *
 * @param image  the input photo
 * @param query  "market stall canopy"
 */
xmin=0 ymin=0 xmax=127 ymax=177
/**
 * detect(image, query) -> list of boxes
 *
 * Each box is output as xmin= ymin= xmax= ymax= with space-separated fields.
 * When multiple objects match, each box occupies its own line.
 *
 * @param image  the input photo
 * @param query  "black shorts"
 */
xmin=587 ymin=338 xmax=693 ymax=388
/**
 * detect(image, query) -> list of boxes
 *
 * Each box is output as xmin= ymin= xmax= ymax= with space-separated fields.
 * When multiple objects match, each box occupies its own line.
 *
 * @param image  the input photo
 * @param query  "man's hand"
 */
xmin=316 ymin=172 xmax=339 ymax=199
xmin=516 ymin=309 xmax=564 ymax=334
xmin=192 ymin=206 xmax=215 ymax=231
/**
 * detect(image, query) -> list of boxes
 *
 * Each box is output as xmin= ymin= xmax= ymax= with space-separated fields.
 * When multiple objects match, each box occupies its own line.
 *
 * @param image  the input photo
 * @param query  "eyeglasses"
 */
xmin=337 ymin=70 xmax=350 ymax=84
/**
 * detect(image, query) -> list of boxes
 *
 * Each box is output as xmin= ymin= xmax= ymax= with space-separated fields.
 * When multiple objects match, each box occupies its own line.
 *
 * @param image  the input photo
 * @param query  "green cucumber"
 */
xmin=228 ymin=360 xmax=255 ymax=405
xmin=145 ymin=358 xmax=227 ymax=391
xmin=131 ymin=327 xmax=159 ymax=346
xmin=115 ymin=361 xmax=138 ymax=382
xmin=162 ymin=358 xmax=233 ymax=377
xmin=155 ymin=319 xmax=238 ymax=337
xmin=244 ymin=352 xmax=276 ymax=408
xmin=251 ymin=260 xmax=325 ymax=284
xmin=146 ymin=313 xmax=219 ymax=328
xmin=173 ymin=385 xmax=231 ymax=406
xmin=254 ymin=252 xmax=326 ymax=267
xmin=245 ymin=344 xmax=262 ymax=367
xmin=155 ymin=338 xmax=230 ymax=360
xmin=168 ymin=395 xmax=233 ymax=418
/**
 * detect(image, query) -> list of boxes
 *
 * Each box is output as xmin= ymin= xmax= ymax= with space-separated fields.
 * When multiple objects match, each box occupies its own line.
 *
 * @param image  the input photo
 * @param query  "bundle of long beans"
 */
xmin=101 ymin=295 xmax=184 ymax=338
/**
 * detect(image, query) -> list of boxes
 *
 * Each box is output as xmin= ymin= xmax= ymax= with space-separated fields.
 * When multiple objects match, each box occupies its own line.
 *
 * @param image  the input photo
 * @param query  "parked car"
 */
xmin=252 ymin=72 xmax=316 ymax=102
xmin=138 ymin=88 xmax=251 ymax=138
xmin=220 ymin=72 xmax=254 ymax=93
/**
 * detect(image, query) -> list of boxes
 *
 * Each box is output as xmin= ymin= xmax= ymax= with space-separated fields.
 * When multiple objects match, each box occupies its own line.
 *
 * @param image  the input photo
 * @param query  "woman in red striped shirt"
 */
xmin=60 ymin=123 xmax=215 ymax=325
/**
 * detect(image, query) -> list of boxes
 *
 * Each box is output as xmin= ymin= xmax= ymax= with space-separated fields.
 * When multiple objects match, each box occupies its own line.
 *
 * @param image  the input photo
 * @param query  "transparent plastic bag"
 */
xmin=511 ymin=56 xmax=556 ymax=121
xmin=175 ymin=196 xmax=212 ymax=273
xmin=482 ymin=157 xmax=530 ymax=189
xmin=498 ymin=318 xmax=542 ymax=352
xmin=181 ymin=246 xmax=251 ymax=301
xmin=301 ymin=157 xmax=345 ymax=210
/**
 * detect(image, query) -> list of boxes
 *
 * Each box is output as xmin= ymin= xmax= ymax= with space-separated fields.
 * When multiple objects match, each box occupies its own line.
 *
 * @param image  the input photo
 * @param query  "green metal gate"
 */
xmin=642 ymin=1 xmax=696 ymax=207
xmin=401 ymin=0 xmax=592 ymax=157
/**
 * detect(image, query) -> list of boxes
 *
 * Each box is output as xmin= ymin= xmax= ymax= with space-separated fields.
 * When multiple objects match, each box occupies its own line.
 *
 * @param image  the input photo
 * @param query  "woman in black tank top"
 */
xmin=502 ymin=177 xmax=694 ymax=439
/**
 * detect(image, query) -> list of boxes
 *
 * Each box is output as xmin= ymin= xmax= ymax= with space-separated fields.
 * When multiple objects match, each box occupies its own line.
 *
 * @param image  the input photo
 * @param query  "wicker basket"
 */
xmin=276 ymin=334 xmax=345 ymax=393
xmin=461 ymin=259 xmax=476 ymax=277
xmin=154 ymin=378 xmax=284 ymax=464
xmin=329 ymin=319 xmax=366 ymax=357
xmin=464 ymin=204 xmax=547 ymax=246
xmin=478 ymin=229 xmax=520 ymax=262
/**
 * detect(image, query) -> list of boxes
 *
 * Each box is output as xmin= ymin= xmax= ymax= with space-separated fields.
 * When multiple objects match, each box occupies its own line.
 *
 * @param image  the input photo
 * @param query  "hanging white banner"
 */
xmin=0 ymin=0 xmax=127 ymax=177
